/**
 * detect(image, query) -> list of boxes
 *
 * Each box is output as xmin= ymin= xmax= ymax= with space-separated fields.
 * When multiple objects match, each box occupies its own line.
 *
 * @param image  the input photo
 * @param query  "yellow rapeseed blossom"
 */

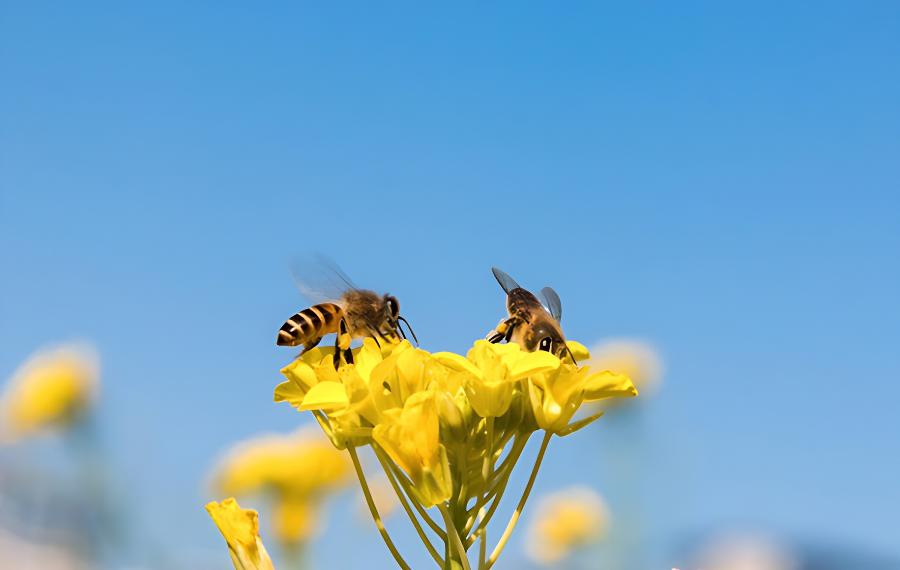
xmin=526 ymin=486 xmax=610 ymax=565
xmin=1 ymin=344 xmax=98 ymax=441
xmin=372 ymin=390 xmax=452 ymax=507
xmin=206 ymin=498 xmax=276 ymax=570
xmin=274 ymin=338 xmax=636 ymax=569
xmin=211 ymin=427 xmax=351 ymax=544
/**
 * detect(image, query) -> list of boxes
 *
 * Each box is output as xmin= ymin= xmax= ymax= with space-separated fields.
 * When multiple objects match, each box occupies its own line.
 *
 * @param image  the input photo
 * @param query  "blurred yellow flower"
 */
xmin=211 ymin=426 xmax=351 ymax=544
xmin=526 ymin=486 xmax=610 ymax=565
xmin=588 ymin=338 xmax=663 ymax=396
xmin=1 ymin=344 xmax=98 ymax=441
xmin=206 ymin=498 xmax=276 ymax=570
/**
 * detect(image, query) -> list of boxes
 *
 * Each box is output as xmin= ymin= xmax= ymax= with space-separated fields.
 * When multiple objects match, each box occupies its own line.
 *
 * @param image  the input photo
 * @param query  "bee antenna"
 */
xmin=366 ymin=326 xmax=383 ymax=348
xmin=394 ymin=320 xmax=407 ymax=340
xmin=398 ymin=316 xmax=419 ymax=345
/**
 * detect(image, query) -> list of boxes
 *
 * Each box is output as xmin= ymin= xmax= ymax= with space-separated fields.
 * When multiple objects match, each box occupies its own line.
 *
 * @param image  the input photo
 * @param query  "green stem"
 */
xmin=348 ymin=446 xmax=411 ymax=570
xmin=485 ymin=431 xmax=552 ymax=569
xmin=439 ymin=503 xmax=472 ymax=570
xmin=478 ymin=522 xmax=487 ymax=570
xmin=464 ymin=435 xmax=529 ymax=544
xmin=373 ymin=446 xmax=445 ymax=567
xmin=382 ymin=453 xmax=447 ymax=541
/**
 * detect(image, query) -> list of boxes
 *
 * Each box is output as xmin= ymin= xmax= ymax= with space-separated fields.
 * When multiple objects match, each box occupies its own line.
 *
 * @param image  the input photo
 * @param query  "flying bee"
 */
xmin=486 ymin=267 xmax=574 ymax=362
xmin=276 ymin=261 xmax=417 ymax=368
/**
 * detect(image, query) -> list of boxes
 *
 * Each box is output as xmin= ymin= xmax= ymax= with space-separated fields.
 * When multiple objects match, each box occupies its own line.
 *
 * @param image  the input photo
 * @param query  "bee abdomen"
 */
xmin=276 ymin=303 xmax=342 ymax=346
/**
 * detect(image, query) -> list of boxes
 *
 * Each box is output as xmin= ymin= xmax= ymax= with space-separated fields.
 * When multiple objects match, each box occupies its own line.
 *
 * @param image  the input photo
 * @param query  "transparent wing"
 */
xmin=290 ymin=255 xmax=358 ymax=304
xmin=491 ymin=267 xmax=522 ymax=295
xmin=540 ymin=286 xmax=563 ymax=322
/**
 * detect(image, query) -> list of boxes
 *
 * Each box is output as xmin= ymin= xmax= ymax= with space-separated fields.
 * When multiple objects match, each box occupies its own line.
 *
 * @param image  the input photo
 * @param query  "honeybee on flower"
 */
xmin=486 ymin=267 xmax=576 ymax=362
xmin=276 ymin=259 xmax=416 ymax=368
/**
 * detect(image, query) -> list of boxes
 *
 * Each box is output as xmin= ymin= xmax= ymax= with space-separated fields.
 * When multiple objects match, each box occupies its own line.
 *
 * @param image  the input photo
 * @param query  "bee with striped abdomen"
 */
xmin=277 ymin=263 xmax=417 ymax=368
xmin=486 ymin=267 xmax=574 ymax=362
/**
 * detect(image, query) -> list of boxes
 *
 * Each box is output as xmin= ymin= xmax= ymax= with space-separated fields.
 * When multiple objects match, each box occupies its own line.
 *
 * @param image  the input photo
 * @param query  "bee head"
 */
xmin=381 ymin=294 xmax=418 ymax=346
xmin=524 ymin=320 xmax=569 ymax=360
xmin=383 ymin=294 xmax=400 ymax=321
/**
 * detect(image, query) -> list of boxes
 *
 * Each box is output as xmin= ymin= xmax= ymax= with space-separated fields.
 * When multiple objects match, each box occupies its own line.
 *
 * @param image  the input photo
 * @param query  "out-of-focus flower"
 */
xmin=206 ymin=498 xmax=276 ymax=570
xmin=690 ymin=533 xmax=798 ymax=570
xmin=526 ymin=486 xmax=610 ymax=565
xmin=588 ymin=339 xmax=663 ymax=397
xmin=1 ymin=344 xmax=98 ymax=442
xmin=210 ymin=427 xmax=351 ymax=544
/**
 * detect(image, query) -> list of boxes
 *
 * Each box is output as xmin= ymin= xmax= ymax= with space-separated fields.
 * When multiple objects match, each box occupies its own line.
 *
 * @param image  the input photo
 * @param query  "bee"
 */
xmin=276 ymin=262 xmax=417 ymax=367
xmin=486 ymin=267 xmax=574 ymax=362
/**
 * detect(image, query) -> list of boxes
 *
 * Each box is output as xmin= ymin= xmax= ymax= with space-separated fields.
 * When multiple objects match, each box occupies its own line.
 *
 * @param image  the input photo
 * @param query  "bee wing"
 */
xmin=290 ymin=255 xmax=358 ymax=304
xmin=491 ymin=267 xmax=522 ymax=295
xmin=540 ymin=287 xmax=563 ymax=322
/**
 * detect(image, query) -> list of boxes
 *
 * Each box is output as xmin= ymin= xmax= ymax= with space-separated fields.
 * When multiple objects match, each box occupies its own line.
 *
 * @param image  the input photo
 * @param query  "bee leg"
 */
xmin=488 ymin=318 xmax=517 ymax=344
xmin=304 ymin=337 xmax=322 ymax=351
xmin=333 ymin=318 xmax=354 ymax=369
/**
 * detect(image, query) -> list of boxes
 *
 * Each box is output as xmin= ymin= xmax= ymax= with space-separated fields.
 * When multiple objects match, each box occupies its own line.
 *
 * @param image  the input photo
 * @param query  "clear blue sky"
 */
xmin=2 ymin=2 xmax=899 ymax=568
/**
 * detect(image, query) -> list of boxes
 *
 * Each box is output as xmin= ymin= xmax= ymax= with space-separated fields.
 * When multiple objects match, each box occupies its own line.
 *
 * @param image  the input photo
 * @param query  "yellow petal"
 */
xmin=583 ymin=371 xmax=638 ymax=401
xmin=300 ymin=381 xmax=348 ymax=411
xmin=206 ymin=498 xmax=275 ymax=570
xmin=280 ymin=359 xmax=318 ymax=391
xmin=273 ymin=379 xmax=306 ymax=406
xmin=565 ymin=340 xmax=591 ymax=361
xmin=432 ymin=352 xmax=481 ymax=378
xmin=508 ymin=351 xmax=561 ymax=379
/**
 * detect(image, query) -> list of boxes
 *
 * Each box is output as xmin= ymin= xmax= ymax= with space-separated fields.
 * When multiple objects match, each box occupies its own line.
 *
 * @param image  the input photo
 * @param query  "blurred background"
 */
xmin=2 ymin=1 xmax=899 ymax=569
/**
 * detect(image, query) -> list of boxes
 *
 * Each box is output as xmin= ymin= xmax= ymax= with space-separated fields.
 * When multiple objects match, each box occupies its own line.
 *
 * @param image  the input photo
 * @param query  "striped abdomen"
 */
xmin=276 ymin=303 xmax=343 ymax=347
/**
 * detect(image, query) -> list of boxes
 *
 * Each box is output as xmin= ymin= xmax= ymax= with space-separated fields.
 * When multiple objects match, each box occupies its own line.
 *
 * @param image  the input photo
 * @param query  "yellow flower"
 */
xmin=588 ymin=338 xmax=663 ymax=396
xmin=211 ymin=427 xmax=351 ymax=543
xmin=275 ymin=339 xmax=393 ymax=448
xmin=528 ymin=361 xmax=636 ymax=434
xmin=372 ymin=391 xmax=452 ymax=507
xmin=434 ymin=340 xmax=559 ymax=418
xmin=206 ymin=498 xmax=276 ymax=570
xmin=526 ymin=486 xmax=609 ymax=565
xmin=1 ymin=344 xmax=98 ymax=441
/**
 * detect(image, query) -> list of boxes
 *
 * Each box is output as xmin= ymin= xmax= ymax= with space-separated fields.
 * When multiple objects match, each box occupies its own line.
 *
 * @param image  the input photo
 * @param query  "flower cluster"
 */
xmin=274 ymin=338 xmax=636 ymax=569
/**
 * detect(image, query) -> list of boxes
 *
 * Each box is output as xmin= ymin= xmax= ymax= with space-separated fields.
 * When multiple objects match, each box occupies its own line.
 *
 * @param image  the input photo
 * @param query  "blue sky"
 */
xmin=2 ymin=1 xmax=899 ymax=568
